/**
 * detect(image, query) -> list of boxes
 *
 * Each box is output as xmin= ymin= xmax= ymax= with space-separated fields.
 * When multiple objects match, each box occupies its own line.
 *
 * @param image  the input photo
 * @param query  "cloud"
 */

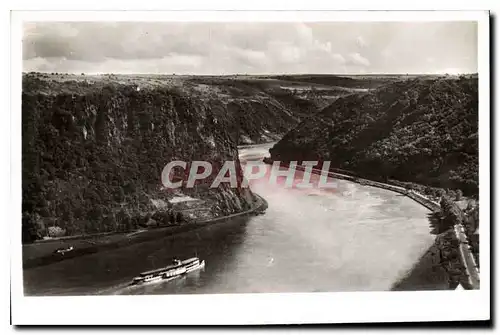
xmin=435 ymin=68 xmax=464 ymax=75
xmin=228 ymin=47 xmax=267 ymax=69
xmin=347 ymin=53 xmax=370 ymax=67
xmin=332 ymin=53 xmax=346 ymax=64
xmin=278 ymin=45 xmax=302 ymax=64
xmin=381 ymin=48 xmax=393 ymax=59
xmin=22 ymin=22 xmax=478 ymax=74
xmin=296 ymin=23 xmax=314 ymax=46
xmin=356 ymin=36 xmax=368 ymax=48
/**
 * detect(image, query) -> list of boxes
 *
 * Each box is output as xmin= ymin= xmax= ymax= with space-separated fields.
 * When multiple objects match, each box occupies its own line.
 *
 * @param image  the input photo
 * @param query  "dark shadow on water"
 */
xmin=123 ymin=216 xmax=253 ymax=295
xmin=391 ymin=243 xmax=451 ymax=291
xmin=427 ymin=212 xmax=448 ymax=235
xmin=391 ymin=211 xmax=452 ymax=290
xmin=23 ymin=215 xmax=253 ymax=296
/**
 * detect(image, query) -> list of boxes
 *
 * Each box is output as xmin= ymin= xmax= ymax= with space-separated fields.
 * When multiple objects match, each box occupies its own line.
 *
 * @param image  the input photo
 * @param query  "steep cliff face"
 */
xmin=270 ymin=76 xmax=478 ymax=195
xmin=21 ymin=73 xmax=390 ymax=241
xmin=22 ymin=75 xmax=256 ymax=241
xmin=178 ymin=76 xmax=345 ymax=144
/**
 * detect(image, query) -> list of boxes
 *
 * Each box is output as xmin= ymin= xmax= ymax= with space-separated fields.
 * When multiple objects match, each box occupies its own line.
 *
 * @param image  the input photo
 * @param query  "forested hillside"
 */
xmin=22 ymin=74 xmax=257 ymax=242
xmin=22 ymin=72 xmax=362 ymax=242
xmin=270 ymin=75 xmax=478 ymax=196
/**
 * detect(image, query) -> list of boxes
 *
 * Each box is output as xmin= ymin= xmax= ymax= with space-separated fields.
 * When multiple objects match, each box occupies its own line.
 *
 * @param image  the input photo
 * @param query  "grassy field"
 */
xmin=24 ymin=72 xmax=413 ymax=99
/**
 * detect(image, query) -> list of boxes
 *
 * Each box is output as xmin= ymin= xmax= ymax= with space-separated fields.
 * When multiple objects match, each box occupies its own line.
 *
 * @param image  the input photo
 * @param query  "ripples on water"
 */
xmin=23 ymin=143 xmax=438 ymax=295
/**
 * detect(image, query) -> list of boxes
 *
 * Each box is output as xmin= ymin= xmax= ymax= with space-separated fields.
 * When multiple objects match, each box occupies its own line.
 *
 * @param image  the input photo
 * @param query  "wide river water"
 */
xmin=23 ymin=143 xmax=442 ymax=295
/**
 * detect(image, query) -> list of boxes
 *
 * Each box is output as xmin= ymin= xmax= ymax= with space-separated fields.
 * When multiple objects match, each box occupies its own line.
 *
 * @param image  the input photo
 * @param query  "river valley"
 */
xmin=23 ymin=143 xmax=448 ymax=295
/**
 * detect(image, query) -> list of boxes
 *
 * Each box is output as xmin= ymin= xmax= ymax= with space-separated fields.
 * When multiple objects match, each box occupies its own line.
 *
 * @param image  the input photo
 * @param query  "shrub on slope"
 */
xmin=270 ymin=76 xmax=478 ymax=196
xmin=22 ymin=76 xmax=254 ymax=242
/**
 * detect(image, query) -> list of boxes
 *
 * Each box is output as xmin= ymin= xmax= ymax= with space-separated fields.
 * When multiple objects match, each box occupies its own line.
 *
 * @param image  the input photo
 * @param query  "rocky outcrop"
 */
xmin=22 ymin=74 xmax=258 ymax=241
xmin=270 ymin=75 xmax=479 ymax=196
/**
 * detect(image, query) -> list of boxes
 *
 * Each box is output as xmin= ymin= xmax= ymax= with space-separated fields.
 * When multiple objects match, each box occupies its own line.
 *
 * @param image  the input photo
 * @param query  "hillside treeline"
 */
xmin=270 ymin=76 xmax=478 ymax=196
xmin=22 ymin=76 xmax=255 ymax=242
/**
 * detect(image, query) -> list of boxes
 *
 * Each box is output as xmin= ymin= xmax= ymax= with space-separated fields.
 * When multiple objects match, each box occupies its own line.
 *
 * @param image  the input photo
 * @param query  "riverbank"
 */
xmin=263 ymin=158 xmax=479 ymax=289
xmin=390 ymin=243 xmax=450 ymax=291
xmin=23 ymin=194 xmax=268 ymax=270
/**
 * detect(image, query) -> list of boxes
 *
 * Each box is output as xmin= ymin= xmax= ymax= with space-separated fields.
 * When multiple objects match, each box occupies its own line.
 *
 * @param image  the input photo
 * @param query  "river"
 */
xmin=23 ymin=143 xmax=444 ymax=296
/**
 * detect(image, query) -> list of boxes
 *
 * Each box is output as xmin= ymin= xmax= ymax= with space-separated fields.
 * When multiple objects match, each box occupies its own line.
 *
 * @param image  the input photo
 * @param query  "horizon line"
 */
xmin=23 ymin=71 xmax=478 ymax=76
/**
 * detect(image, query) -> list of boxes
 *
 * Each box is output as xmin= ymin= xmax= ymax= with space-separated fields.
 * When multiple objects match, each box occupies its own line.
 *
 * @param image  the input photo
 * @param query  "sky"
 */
xmin=23 ymin=21 xmax=478 ymax=75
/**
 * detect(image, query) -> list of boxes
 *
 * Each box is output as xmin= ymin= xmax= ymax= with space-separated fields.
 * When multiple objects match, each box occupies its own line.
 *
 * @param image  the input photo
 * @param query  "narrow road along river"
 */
xmin=23 ymin=143 xmax=444 ymax=295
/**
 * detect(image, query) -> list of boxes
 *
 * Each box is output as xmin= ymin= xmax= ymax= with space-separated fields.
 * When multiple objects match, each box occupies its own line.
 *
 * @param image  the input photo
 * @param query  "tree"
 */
xmin=47 ymin=225 xmax=65 ymax=237
xmin=175 ymin=211 xmax=184 ymax=223
xmin=22 ymin=213 xmax=39 ymax=243
xmin=439 ymin=197 xmax=463 ymax=232
xmin=114 ymin=187 xmax=126 ymax=202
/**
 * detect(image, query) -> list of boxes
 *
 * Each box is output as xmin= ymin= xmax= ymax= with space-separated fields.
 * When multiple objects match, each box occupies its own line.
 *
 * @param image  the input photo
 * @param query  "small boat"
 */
xmin=53 ymin=246 xmax=74 ymax=255
xmin=131 ymin=257 xmax=205 ymax=286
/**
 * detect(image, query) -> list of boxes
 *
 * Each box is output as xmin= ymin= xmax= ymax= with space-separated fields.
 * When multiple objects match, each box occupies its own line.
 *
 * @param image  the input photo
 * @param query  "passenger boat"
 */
xmin=131 ymin=257 xmax=205 ymax=285
xmin=182 ymin=257 xmax=205 ymax=273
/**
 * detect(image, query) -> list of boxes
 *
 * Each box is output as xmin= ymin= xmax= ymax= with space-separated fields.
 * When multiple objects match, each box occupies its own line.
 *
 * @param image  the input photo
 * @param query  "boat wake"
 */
xmin=92 ymin=282 xmax=134 ymax=296
xmin=95 ymin=257 xmax=205 ymax=295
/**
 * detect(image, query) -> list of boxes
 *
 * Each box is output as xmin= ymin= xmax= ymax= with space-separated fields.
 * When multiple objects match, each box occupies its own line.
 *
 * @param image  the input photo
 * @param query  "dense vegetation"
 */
xmin=184 ymin=76 xmax=352 ymax=140
xmin=263 ymin=74 xmax=402 ymax=89
xmin=270 ymin=75 xmax=479 ymax=196
xmin=463 ymin=202 xmax=480 ymax=267
xmin=432 ymin=196 xmax=480 ymax=287
xmin=22 ymin=74 xmax=258 ymax=242
xmin=429 ymin=197 xmax=465 ymax=235
xmin=23 ymin=72 xmax=361 ymax=242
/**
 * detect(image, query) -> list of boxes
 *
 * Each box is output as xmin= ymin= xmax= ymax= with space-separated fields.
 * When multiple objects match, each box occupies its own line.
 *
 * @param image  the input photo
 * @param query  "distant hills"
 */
xmin=270 ymin=75 xmax=478 ymax=196
xmin=21 ymin=72 xmax=354 ymax=241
